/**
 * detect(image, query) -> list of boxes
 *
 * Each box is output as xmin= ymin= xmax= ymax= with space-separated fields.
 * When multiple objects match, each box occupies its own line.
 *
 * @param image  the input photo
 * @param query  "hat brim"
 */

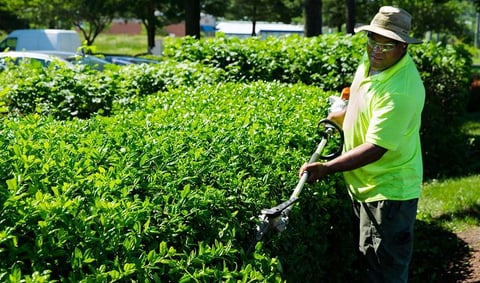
xmin=354 ymin=25 xmax=422 ymax=44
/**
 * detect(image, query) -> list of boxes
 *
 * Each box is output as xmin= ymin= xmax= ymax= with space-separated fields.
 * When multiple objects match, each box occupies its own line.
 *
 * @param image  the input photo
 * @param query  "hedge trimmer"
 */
xmin=253 ymin=118 xmax=344 ymax=244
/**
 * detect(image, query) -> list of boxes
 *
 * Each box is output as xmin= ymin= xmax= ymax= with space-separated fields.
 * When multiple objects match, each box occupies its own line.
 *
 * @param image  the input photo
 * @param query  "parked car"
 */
xmin=34 ymin=50 xmax=112 ymax=71
xmin=96 ymin=53 xmax=160 ymax=65
xmin=0 ymin=51 xmax=75 ymax=69
xmin=0 ymin=29 xmax=81 ymax=53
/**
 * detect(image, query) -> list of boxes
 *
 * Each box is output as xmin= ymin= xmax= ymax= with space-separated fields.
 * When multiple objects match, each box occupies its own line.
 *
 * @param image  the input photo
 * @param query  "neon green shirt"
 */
xmin=342 ymin=53 xmax=425 ymax=202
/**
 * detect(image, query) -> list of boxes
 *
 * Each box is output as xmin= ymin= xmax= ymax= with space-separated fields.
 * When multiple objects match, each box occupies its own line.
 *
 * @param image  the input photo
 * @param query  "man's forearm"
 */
xmin=325 ymin=143 xmax=387 ymax=174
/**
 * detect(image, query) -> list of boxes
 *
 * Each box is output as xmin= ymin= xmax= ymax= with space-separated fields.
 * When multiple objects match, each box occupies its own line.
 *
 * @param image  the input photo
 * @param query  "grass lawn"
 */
xmin=87 ymin=33 xmax=150 ymax=55
xmin=419 ymin=175 xmax=480 ymax=231
xmin=462 ymin=112 xmax=480 ymax=136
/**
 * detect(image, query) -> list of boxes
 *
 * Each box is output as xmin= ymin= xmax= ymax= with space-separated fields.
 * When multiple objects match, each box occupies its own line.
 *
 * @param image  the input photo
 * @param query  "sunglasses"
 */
xmin=366 ymin=36 xmax=398 ymax=53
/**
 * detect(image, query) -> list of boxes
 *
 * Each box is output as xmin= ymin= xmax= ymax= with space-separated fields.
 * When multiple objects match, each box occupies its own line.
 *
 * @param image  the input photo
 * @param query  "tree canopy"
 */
xmin=0 ymin=0 xmax=477 ymax=48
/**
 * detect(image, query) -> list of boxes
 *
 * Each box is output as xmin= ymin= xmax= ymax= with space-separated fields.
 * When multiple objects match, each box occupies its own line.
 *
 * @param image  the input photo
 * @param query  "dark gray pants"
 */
xmin=352 ymin=199 xmax=418 ymax=283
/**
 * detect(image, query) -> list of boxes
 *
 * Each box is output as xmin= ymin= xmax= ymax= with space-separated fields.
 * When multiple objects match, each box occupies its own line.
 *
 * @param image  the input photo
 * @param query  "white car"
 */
xmin=0 ymin=51 xmax=75 ymax=69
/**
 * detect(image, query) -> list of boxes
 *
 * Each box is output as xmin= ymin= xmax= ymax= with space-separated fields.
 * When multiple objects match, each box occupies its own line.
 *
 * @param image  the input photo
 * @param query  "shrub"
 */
xmin=109 ymin=60 xmax=227 ymax=101
xmin=410 ymin=42 xmax=473 ymax=178
xmin=0 ymin=82 xmax=356 ymax=282
xmin=0 ymin=64 xmax=114 ymax=119
xmin=162 ymin=34 xmax=362 ymax=91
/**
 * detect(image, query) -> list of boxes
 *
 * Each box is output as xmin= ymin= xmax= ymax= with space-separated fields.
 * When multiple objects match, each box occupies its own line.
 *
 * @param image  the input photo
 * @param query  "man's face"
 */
xmin=366 ymin=32 xmax=406 ymax=71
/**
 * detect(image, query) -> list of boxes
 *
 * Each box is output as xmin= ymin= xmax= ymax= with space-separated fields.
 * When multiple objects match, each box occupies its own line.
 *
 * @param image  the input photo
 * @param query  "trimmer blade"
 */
xmin=255 ymin=213 xmax=270 ymax=242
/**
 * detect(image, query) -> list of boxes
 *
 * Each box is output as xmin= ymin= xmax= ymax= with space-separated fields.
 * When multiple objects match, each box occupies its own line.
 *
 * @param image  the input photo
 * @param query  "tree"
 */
xmin=227 ymin=0 xmax=262 ymax=36
xmin=185 ymin=0 xmax=200 ymax=39
xmin=202 ymin=0 xmax=229 ymax=16
xmin=323 ymin=0 xmax=343 ymax=32
xmin=304 ymin=0 xmax=322 ymax=36
xmin=358 ymin=0 xmax=474 ymax=44
xmin=474 ymin=0 xmax=480 ymax=12
xmin=272 ymin=0 xmax=304 ymax=24
xmin=321 ymin=0 xmax=355 ymax=34
xmin=3 ymin=0 xmax=74 ymax=29
xmin=71 ymin=0 xmax=124 ymax=46
xmin=345 ymin=0 xmax=355 ymax=34
xmin=123 ymin=0 xmax=182 ymax=53
xmin=2 ymin=0 xmax=122 ymax=45
xmin=0 ymin=3 xmax=28 ymax=32
xmin=225 ymin=0 xmax=303 ymax=36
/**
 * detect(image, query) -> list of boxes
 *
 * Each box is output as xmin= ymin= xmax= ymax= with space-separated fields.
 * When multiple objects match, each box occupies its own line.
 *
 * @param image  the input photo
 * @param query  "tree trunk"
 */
xmin=146 ymin=0 xmax=156 ymax=53
xmin=185 ymin=0 xmax=200 ymax=39
xmin=345 ymin=0 xmax=355 ymax=34
xmin=146 ymin=23 xmax=155 ymax=53
xmin=251 ymin=4 xmax=257 ymax=36
xmin=304 ymin=0 xmax=322 ymax=37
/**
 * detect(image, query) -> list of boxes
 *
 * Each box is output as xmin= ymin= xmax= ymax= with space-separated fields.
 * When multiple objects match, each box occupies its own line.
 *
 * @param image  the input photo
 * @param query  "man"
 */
xmin=299 ymin=6 xmax=425 ymax=283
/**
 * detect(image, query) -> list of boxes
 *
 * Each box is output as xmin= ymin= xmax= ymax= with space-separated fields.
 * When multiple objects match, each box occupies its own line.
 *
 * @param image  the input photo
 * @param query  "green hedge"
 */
xmin=162 ymin=34 xmax=362 ymax=91
xmin=1 ymin=35 xmax=472 ymax=178
xmin=0 ymin=33 xmax=474 ymax=282
xmin=0 ymin=35 xmax=472 ymax=178
xmin=0 ymin=82 xmax=356 ymax=282
xmin=410 ymin=43 xmax=473 ymax=177
xmin=161 ymin=34 xmax=473 ymax=178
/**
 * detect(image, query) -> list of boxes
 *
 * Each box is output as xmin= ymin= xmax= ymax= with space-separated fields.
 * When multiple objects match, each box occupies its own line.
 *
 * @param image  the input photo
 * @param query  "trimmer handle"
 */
xmin=316 ymin=118 xmax=344 ymax=160
xmin=252 ymin=118 xmax=344 ymax=245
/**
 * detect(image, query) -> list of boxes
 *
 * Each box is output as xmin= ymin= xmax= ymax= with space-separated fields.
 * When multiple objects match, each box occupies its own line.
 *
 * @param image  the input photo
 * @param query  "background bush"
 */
xmin=410 ymin=43 xmax=473 ymax=177
xmin=0 ymin=64 xmax=114 ymax=119
xmin=162 ymin=34 xmax=362 ymax=91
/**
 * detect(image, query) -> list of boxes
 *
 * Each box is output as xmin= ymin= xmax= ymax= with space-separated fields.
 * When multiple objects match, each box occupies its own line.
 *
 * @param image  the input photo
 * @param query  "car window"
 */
xmin=0 ymin=37 xmax=17 ymax=51
xmin=0 ymin=55 xmax=67 ymax=69
xmin=65 ymin=55 xmax=109 ymax=71
xmin=18 ymin=57 xmax=48 ymax=68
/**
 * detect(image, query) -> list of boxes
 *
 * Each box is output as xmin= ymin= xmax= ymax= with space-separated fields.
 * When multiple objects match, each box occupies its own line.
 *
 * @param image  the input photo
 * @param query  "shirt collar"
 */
xmin=362 ymin=53 xmax=411 ymax=81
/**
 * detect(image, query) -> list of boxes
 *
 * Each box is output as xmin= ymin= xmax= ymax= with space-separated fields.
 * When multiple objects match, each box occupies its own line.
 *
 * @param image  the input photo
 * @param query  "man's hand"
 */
xmin=299 ymin=162 xmax=330 ymax=183
xmin=327 ymin=110 xmax=346 ymax=128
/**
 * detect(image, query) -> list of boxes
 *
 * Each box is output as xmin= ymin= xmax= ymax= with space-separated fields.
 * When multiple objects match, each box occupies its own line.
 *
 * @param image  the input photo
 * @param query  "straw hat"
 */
xmin=354 ymin=6 xmax=422 ymax=44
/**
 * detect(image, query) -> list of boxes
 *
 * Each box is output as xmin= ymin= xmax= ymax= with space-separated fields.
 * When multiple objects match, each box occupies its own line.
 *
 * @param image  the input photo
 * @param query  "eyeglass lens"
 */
xmin=367 ymin=37 xmax=397 ymax=52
